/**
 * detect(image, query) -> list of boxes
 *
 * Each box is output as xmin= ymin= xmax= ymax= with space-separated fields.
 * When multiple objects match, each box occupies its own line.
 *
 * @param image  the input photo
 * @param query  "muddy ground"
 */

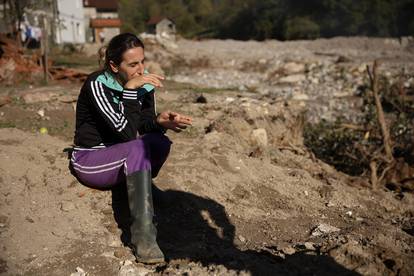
xmin=0 ymin=38 xmax=414 ymax=276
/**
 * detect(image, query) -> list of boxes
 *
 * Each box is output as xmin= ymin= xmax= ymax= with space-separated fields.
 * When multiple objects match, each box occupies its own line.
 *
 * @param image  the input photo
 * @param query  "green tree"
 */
xmin=284 ymin=16 xmax=320 ymax=39
xmin=119 ymin=0 xmax=145 ymax=34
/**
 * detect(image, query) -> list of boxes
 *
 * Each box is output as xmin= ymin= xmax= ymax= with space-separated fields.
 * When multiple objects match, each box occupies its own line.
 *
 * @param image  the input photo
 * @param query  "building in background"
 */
xmin=147 ymin=16 xmax=176 ymax=40
xmin=83 ymin=0 xmax=120 ymax=43
xmin=55 ymin=0 xmax=85 ymax=44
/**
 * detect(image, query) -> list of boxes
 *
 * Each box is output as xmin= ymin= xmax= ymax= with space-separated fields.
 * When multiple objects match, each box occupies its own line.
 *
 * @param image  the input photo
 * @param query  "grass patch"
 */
xmin=0 ymin=121 xmax=16 ymax=128
xmin=50 ymin=53 xmax=97 ymax=68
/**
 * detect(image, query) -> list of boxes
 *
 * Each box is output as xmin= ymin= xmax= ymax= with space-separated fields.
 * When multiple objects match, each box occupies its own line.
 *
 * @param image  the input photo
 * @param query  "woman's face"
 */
xmin=111 ymin=46 xmax=145 ymax=84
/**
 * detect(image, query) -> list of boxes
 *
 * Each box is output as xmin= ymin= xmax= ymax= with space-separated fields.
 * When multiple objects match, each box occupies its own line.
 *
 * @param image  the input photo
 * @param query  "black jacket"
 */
xmin=74 ymin=70 xmax=164 ymax=149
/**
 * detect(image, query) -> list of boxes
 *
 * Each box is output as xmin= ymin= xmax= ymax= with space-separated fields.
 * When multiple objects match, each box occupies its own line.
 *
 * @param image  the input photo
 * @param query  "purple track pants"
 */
xmin=70 ymin=133 xmax=172 ymax=189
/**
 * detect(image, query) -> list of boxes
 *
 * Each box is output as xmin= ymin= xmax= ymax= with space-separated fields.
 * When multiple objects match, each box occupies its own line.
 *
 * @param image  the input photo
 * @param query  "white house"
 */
xmin=55 ymin=0 xmax=85 ymax=44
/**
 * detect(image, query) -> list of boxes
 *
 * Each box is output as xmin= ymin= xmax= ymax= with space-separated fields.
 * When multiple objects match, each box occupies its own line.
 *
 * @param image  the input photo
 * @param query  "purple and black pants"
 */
xmin=70 ymin=133 xmax=171 ymax=189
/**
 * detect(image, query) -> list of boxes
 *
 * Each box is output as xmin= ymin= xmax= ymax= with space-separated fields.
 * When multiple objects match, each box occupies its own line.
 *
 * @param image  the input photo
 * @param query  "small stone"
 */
xmin=238 ymin=235 xmax=246 ymax=243
xmin=292 ymin=93 xmax=309 ymax=101
xmin=250 ymin=128 xmax=268 ymax=147
xmin=282 ymin=246 xmax=296 ymax=255
xmin=70 ymin=267 xmax=87 ymax=276
xmin=283 ymin=62 xmax=305 ymax=74
xmin=60 ymin=201 xmax=76 ymax=212
xmin=114 ymin=248 xmax=128 ymax=258
xmin=278 ymin=74 xmax=306 ymax=84
xmin=37 ymin=109 xmax=45 ymax=117
xmin=108 ymin=236 xmax=123 ymax=247
xmin=311 ymin=223 xmax=340 ymax=237
xmin=119 ymin=260 xmax=154 ymax=276
xmin=304 ymin=242 xmax=316 ymax=250
xmin=346 ymin=211 xmax=353 ymax=217
xmin=225 ymin=97 xmax=235 ymax=103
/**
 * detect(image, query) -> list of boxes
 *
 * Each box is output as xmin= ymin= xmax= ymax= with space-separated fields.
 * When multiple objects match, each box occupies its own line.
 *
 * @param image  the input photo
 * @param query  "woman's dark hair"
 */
xmin=102 ymin=33 xmax=144 ymax=71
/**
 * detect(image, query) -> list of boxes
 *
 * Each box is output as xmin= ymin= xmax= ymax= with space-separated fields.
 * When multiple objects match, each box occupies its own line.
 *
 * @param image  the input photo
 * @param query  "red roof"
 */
xmin=84 ymin=0 xmax=118 ymax=10
xmin=90 ymin=18 xmax=121 ymax=28
xmin=147 ymin=16 xmax=172 ymax=25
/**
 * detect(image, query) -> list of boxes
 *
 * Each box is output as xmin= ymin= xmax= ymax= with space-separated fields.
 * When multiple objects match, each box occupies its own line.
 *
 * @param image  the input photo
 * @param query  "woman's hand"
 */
xmin=124 ymin=74 xmax=164 ymax=90
xmin=156 ymin=111 xmax=192 ymax=133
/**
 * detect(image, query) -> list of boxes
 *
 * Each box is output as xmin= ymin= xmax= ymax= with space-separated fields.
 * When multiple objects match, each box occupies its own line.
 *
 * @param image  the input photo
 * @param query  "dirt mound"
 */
xmin=0 ymin=83 xmax=413 ymax=275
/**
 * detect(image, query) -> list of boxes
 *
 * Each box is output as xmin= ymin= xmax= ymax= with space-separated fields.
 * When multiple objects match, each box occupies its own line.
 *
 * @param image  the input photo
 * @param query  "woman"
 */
xmin=69 ymin=33 xmax=192 ymax=264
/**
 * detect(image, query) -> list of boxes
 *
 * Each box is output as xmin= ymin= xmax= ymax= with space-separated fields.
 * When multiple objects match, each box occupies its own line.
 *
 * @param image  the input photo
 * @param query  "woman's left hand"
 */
xmin=156 ymin=111 xmax=193 ymax=132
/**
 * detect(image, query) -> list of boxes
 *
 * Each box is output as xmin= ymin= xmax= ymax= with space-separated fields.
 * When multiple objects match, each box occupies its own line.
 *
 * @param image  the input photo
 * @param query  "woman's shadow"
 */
xmin=111 ymin=184 xmax=360 ymax=275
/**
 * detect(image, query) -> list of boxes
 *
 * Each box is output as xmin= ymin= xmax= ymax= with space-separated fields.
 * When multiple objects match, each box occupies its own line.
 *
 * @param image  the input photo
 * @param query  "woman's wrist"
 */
xmin=124 ymin=81 xmax=136 ymax=90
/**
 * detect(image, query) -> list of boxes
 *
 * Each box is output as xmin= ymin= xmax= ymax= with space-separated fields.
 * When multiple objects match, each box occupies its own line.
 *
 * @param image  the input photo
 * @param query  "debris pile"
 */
xmin=0 ymin=34 xmax=88 ymax=84
xmin=0 ymin=34 xmax=42 ymax=83
xmin=49 ymin=67 xmax=88 ymax=82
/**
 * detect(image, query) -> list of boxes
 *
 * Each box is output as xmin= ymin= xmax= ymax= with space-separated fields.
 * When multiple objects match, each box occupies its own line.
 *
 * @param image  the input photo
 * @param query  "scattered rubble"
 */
xmin=118 ymin=260 xmax=153 ymax=276
xmin=155 ymin=37 xmax=414 ymax=123
xmin=311 ymin=223 xmax=341 ymax=237
xmin=0 ymin=34 xmax=88 ymax=84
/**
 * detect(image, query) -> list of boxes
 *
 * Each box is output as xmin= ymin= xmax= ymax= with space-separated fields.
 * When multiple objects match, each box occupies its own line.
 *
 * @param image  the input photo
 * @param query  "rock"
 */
xmin=292 ymin=93 xmax=309 ymax=101
xmin=60 ymin=201 xmax=76 ymax=212
xmin=283 ymin=62 xmax=305 ymax=74
xmin=118 ymin=260 xmax=153 ymax=276
xmin=225 ymin=97 xmax=235 ymax=103
xmin=282 ymin=246 xmax=296 ymax=255
xmin=114 ymin=248 xmax=129 ymax=258
xmin=70 ymin=267 xmax=87 ymax=276
xmin=250 ymin=128 xmax=268 ymax=147
xmin=304 ymin=242 xmax=316 ymax=250
xmin=22 ymin=91 xmax=59 ymax=104
xmin=238 ymin=235 xmax=246 ymax=243
xmin=278 ymin=74 xmax=306 ymax=84
xmin=311 ymin=223 xmax=340 ymax=236
xmin=37 ymin=109 xmax=45 ymax=117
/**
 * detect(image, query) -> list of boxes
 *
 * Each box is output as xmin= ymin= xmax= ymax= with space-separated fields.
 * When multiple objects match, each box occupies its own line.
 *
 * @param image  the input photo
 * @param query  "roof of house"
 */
xmin=90 ymin=18 xmax=121 ymax=28
xmin=84 ymin=0 xmax=118 ymax=11
xmin=147 ymin=16 xmax=173 ymax=25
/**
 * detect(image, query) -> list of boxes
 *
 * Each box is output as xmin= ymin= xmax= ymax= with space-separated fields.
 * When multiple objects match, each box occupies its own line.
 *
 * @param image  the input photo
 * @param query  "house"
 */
xmin=147 ymin=16 xmax=176 ymax=39
xmin=55 ymin=0 xmax=86 ymax=44
xmin=83 ymin=0 xmax=121 ymax=43
xmin=0 ymin=0 xmax=86 ymax=45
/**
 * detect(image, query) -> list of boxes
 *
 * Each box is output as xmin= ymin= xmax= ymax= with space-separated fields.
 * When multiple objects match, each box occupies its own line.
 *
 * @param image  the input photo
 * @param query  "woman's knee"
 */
xmin=142 ymin=133 xmax=172 ymax=155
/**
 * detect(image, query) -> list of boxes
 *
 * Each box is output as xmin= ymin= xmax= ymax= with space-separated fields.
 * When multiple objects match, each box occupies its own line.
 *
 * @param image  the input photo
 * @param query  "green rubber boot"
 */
xmin=126 ymin=170 xmax=165 ymax=264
